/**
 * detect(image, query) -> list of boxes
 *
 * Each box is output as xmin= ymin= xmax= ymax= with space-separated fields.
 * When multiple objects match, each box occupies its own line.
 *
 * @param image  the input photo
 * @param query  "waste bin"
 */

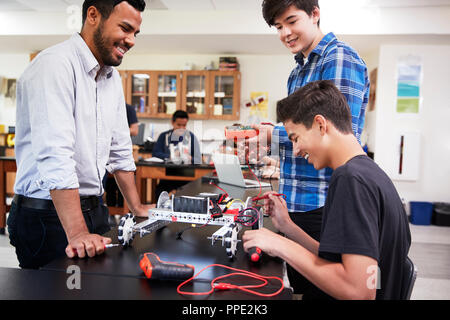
xmin=432 ymin=202 xmax=450 ymax=227
xmin=409 ymin=201 xmax=433 ymax=225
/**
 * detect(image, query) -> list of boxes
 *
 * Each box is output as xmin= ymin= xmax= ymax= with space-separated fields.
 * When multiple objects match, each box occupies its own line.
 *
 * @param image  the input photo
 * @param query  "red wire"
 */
xmin=209 ymin=181 xmax=229 ymax=202
xmin=235 ymin=207 xmax=259 ymax=227
xmin=246 ymin=162 xmax=263 ymax=199
xmin=252 ymin=193 xmax=287 ymax=202
xmin=177 ymin=263 xmax=284 ymax=297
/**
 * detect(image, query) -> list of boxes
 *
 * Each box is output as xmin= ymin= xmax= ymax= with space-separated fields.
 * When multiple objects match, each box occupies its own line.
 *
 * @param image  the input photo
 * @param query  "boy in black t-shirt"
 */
xmin=243 ymin=80 xmax=411 ymax=300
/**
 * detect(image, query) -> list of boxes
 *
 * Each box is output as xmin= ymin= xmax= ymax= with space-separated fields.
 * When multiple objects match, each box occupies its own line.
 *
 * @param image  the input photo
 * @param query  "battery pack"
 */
xmin=173 ymin=196 xmax=208 ymax=214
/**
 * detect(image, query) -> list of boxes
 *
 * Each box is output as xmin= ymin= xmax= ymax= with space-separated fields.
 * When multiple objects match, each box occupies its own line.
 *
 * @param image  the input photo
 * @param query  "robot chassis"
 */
xmin=118 ymin=191 xmax=263 ymax=259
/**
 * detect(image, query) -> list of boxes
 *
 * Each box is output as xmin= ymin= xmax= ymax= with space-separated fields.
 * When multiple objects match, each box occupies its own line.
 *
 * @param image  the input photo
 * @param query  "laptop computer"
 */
xmin=212 ymin=153 xmax=271 ymax=189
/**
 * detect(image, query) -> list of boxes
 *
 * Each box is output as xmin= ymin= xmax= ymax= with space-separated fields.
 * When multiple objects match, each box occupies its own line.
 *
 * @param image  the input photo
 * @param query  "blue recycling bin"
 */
xmin=410 ymin=201 xmax=433 ymax=225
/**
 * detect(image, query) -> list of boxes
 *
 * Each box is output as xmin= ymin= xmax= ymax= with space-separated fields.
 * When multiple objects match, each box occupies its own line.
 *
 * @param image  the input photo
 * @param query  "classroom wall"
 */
xmin=117 ymin=53 xmax=295 ymax=145
xmin=360 ymin=49 xmax=380 ymax=151
xmin=0 ymin=48 xmax=383 ymax=154
xmin=373 ymin=44 xmax=450 ymax=203
xmin=0 ymin=54 xmax=29 ymax=126
xmin=0 ymin=51 xmax=295 ymax=154
xmin=0 ymin=52 xmax=294 ymax=123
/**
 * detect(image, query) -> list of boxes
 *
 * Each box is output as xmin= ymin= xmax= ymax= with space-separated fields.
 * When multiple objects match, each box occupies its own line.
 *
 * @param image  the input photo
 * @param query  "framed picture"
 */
xmin=5 ymin=79 xmax=17 ymax=100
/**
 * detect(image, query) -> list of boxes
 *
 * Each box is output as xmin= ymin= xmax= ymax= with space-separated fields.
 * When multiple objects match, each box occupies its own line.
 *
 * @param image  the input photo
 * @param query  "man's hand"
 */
xmin=242 ymin=228 xmax=286 ymax=257
xmin=263 ymin=191 xmax=292 ymax=233
xmin=261 ymin=156 xmax=280 ymax=179
xmin=50 ymin=189 xmax=111 ymax=259
xmin=65 ymin=232 xmax=112 ymax=258
xmin=261 ymin=156 xmax=278 ymax=167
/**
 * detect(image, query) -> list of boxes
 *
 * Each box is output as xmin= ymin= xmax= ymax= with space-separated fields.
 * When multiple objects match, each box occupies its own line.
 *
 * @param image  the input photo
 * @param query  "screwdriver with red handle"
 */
xmin=139 ymin=252 xmax=195 ymax=281
xmin=248 ymin=247 xmax=262 ymax=262
xmin=248 ymin=208 xmax=263 ymax=263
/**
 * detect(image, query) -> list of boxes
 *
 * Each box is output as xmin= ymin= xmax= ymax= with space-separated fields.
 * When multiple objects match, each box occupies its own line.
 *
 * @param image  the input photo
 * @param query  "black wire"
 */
xmin=176 ymin=217 xmax=213 ymax=240
xmin=176 ymin=225 xmax=194 ymax=240
xmin=236 ymin=208 xmax=259 ymax=226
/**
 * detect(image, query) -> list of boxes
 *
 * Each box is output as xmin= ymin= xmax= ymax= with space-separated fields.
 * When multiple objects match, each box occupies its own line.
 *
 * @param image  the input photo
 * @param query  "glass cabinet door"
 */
xmin=156 ymin=73 xmax=180 ymax=116
xmin=130 ymin=72 xmax=151 ymax=114
xmin=123 ymin=70 xmax=240 ymax=120
xmin=213 ymin=74 xmax=235 ymax=116
xmin=184 ymin=73 xmax=207 ymax=117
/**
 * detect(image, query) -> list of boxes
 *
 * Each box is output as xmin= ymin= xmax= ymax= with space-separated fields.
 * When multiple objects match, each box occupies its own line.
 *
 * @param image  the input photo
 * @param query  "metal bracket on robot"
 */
xmin=117 ymin=191 xmax=263 ymax=259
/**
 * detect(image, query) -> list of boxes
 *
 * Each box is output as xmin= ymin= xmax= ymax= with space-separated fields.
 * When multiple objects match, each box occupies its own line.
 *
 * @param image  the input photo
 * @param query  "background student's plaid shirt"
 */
xmin=273 ymin=32 xmax=370 ymax=212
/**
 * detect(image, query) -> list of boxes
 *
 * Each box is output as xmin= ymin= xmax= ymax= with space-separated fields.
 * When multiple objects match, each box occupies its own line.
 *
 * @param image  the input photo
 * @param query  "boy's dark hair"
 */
xmin=172 ymin=110 xmax=189 ymax=122
xmin=262 ymin=0 xmax=320 ymax=27
xmin=82 ymin=0 xmax=146 ymax=25
xmin=277 ymin=80 xmax=353 ymax=134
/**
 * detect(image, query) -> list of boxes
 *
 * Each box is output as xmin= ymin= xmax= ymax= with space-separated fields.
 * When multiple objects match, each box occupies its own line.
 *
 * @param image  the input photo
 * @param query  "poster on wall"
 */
xmin=396 ymin=55 xmax=423 ymax=114
xmin=249 ymin=91 xmax=268 ymax=119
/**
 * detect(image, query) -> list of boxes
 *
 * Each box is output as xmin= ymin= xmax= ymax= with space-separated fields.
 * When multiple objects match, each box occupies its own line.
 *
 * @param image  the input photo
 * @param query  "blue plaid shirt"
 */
xmin=274 ymin=32 xmax=370 ymax=212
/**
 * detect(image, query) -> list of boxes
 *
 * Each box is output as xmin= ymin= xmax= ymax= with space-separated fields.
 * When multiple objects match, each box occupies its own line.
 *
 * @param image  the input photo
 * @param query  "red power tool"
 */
xmin=224 ymin=125 xmax=259 ymax=140
xmin=139 ymin=253 xmax=195 ymax=281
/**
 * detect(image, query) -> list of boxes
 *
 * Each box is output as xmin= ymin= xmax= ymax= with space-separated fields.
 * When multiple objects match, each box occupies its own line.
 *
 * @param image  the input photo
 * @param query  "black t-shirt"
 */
xmin=318 ymin=155 xmax=411 ymax=300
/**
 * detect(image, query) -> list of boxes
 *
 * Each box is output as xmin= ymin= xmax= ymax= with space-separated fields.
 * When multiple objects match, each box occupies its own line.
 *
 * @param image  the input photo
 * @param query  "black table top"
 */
xmin=44 ymin=218 xmax=280 ymax=276
xmin=0 ymin=267 xmax=155 ymax=300
xmin=0 ymin=265 xmax=290 ymax=300
xmin=179 ymin=177 xmax=279 ymax=200
xmin=41 ymin=218 xmax=289 ymax=300
xmin=3 ymin=177 xmax=289 ymax=300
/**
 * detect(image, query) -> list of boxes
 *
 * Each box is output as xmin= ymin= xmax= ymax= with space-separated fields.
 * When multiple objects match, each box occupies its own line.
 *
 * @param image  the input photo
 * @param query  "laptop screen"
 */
xmin=212 ymin=153 xmax=246 ymax=187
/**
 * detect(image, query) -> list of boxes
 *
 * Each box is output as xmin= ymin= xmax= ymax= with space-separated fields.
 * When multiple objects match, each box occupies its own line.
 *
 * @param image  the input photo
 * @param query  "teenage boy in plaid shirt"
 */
xmin=253 ymin=0 xmax=370 ymax=298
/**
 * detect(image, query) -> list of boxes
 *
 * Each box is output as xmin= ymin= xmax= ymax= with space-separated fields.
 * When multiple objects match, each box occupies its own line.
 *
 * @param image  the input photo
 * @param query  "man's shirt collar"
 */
xmin=72 ymin=33 xmax=114 ymax=79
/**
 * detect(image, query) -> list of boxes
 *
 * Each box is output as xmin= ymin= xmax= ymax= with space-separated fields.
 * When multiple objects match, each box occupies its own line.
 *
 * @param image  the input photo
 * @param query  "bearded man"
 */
xmin=9 ymin=0 xmax=152 ymax=269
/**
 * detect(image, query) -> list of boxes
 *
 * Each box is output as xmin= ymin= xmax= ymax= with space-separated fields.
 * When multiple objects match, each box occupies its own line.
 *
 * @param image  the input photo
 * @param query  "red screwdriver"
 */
xmin=248 ymin=247 xmax=262 ymax=262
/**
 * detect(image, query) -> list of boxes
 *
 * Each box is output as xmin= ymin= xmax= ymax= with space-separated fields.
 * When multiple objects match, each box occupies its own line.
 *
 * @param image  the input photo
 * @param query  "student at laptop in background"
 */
xmin=153 ymin=110 xmax=202 ymax=199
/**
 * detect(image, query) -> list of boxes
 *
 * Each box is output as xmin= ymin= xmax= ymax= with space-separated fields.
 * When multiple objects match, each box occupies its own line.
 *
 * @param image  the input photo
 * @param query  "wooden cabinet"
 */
xmin=209 ymin=70 xmax=241 ymax=120
xmin=119 ymin=69 xmax=241 ymax=120
xmin=154 ymin=71 xmax=182 ymax=118
xmin=124 ymin=70 xmax=153 ymax=117
xmin=182 ymin=70 xmax=209 ymax=119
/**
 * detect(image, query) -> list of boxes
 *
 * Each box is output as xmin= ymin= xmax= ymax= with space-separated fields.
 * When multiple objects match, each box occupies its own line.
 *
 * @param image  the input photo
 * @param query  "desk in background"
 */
xmin=135 ymin=161 xmax=214 ymax=204
xmin=0 ymin=156 xmax=16 ymax=234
